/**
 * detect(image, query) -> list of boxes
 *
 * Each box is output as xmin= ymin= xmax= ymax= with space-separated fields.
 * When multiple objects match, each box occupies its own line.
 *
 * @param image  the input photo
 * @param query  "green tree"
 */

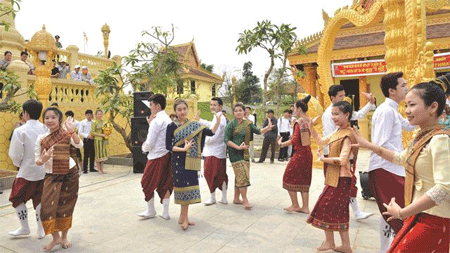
xmin=235 ymin=61 xmax=261 ymax=104
xmin=95 ymin=25 xmax=183 ymax=152
xmin=124 ymin=25 xmax=182 ymax=95
xmin=237 ymin=20 xmax=280 ymax=112
xmin=200 ymin=63 xmax=214 ymax=72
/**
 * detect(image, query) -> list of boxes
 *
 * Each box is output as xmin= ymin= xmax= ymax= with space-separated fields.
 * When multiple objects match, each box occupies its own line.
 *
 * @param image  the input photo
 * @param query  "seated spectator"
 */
xmin=20 ymin=51 xmax=35 ymax=75
xmin=58 ymin=60 xmax=70 ymax=79
xmin=0 ymin=51 xmax=12 ymax=70
xmin=81 ymin=66 xmax=93 ymax=84
xmin=51 ymin=60 xmax=60 ymax=78
xmin=70 ymin=65 xmax=82 ymax=81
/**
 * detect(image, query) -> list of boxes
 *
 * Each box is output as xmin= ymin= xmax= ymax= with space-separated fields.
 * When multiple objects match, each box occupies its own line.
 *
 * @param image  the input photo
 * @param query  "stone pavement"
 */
xmin=0 ymin=150 xmax=380 ymax=253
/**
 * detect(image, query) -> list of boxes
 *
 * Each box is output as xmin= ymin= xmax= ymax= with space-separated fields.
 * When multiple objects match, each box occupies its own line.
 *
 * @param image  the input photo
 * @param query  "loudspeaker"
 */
xmin=133 ymin=91 xmax=154 ymax=117
xmin=131 ymin=117 xmax=149 ymax=146
xmin=132 ymin=146 xmax=147 ymax=173
xmin=359 ymin=171 xmax=373 ymax=200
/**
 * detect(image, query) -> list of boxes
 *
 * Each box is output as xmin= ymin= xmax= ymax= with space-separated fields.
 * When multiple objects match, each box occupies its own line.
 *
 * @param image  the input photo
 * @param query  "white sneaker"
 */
xmin=159 ymin=213 xmax=171 ymax=220
xmin=218 ymin=199 xmax=228 ymax=204
xmin=204 ymin=198 xmax=216 ymax=206
xmin=9 ymin=227 xmax=30 ymax=236
xmin=137 ymin=210 xmax=156 ymax=219
xmin=355 ymin=211 xmax=374 ymax=221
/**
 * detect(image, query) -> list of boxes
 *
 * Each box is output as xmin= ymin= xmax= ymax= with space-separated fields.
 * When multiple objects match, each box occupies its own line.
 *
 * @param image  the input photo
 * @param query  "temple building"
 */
xmin=169 ymin=42 xmax=223 ymax=102
xmin=288 ymin=8 xmax=450 ymax=111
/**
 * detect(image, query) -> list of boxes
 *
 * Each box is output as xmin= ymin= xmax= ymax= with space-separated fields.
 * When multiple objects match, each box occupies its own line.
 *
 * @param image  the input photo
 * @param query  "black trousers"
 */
xmin=259 ymin=136 xmax=276 ymax=162
xmin=278 ymin=132 xmax=290 ymax=160
xmin=83 ymin=139 xmax=95 ymax=172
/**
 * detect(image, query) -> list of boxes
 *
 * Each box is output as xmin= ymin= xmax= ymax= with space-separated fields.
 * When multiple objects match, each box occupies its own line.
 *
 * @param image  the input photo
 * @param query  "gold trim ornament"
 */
xmin=102 ymin=121 xmax=113 ymax=139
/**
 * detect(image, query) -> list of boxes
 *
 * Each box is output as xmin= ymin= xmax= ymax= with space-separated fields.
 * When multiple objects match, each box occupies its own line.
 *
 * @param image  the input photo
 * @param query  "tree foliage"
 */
xmin=200 ymin=63 xmax=214 ymax=72
xmin=235 ymin=61 xmax=261 ymax=104
xmin=0 ymin=69 xmax=37 ymax=112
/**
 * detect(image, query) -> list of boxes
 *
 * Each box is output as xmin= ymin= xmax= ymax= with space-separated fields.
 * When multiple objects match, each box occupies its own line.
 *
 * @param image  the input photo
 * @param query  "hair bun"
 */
xmin=436 ymin=73 xmax=450 ymax=95
xmin=301 ymin=95 xmax=311 ymax=104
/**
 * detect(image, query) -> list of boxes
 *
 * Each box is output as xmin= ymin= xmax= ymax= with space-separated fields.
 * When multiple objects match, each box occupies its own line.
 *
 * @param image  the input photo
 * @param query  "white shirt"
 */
xmin=368 ymin=98 xmax=415 ymax=176
xmin=35 ymin=130 xmax=83 ymax=174
xmin=79 ymin=118 xmax=93 ymax=139
xmin=200 ymin=111 xmax=227 ymax=159
xmin=246 ymin=114 xmax=255 ymax=124
xmin=278 ymin=117 xmax=291 ymax=135
xmin=142 ymin=110 xmax=172 ymax=160
xmin=8 ymin=120 xmax=47 ymax=181
xmin=322 ymin=102 xmax=376 ymax=154
xmin=70 ymin=71 xmax=82 ymax=81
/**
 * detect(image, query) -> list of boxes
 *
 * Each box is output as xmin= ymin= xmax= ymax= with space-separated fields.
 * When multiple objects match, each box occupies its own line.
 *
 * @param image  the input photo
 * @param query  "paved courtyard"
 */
xmin=0 ymin=150 xmax=380 ymax=253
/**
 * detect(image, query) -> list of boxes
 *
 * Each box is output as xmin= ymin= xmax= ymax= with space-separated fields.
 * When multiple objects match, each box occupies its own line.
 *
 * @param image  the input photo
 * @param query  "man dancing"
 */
xmin=196 ymin=97 xmax=228 ymax=205
xmin=322 ymin=84 xmax=375 ymax=220
xmin=8 ymin=99 xmax=47 ymax=238
xmin=138 ymin=94 xmax=173 ymax=220
xmin=368 ymin=72 xmax=414 ymax=252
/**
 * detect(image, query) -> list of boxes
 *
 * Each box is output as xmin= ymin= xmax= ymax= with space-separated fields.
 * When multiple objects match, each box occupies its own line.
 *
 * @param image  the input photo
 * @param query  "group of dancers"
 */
xmin=6 ymin=71 xmax=450 ymax=252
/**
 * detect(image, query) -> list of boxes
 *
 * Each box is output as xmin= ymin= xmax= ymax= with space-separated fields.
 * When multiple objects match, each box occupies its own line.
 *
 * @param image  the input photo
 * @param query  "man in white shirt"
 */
xmin=138 ymin=94 xmax=173 ymax=220
xmin=79 ymin=109 xmax=96 ymax=173
xmin=245 ymin=106 xmax=256 ymax=162
xmin=196 ymin=97 xmax=228 ymax=205
xmin=322 ymin=84 xmax=376 ymax=221
xmin=367 ymin=72 xmax=415 ymax=253
xmin=278 ymin=109 xmax=292 ymax=162
xmin=70 ymin=65 xmax=82 ymax=81
xmin=8 ymin=99 xmax=47 ymax=239
xmin=80 ymin=66 xmax=94 ymax=84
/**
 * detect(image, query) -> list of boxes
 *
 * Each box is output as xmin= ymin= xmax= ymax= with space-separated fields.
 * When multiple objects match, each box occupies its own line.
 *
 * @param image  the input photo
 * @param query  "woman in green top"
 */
xmin=224 ymin=103 xmax=272 ymax=210
xmin=90 ymin=109 xmax=108 ymax=174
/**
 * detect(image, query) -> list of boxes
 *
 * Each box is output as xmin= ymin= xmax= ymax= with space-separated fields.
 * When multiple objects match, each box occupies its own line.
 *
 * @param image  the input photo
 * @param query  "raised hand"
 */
xmin=215 ymin=112 xmax=222 ymax=122
xmin=184 ymin=139 xmax=194 ymax=151
xmin=65 ymin=116 xmax=75 ymax=132
xmin=194 ymin=111 xmax=201 ymax=121
xmin=350 ymin=126 xmax=370 ymax=149
xmin=362 ymin=92 xmax=375 ymax=104
xmin=309 ymin=115 xmax=320 ymax=130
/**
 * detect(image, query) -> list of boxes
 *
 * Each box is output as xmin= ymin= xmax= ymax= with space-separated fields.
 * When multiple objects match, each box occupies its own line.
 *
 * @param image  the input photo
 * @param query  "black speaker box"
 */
xmin=131 ymin=117 xmax=149 ymax=147
xmin=132 ymin=146 xmax=147 ymax=173
xmin=359 ymin=171 xmax=373 ymax=200
xmin=133 ymin=91 xmax=154 ymax=117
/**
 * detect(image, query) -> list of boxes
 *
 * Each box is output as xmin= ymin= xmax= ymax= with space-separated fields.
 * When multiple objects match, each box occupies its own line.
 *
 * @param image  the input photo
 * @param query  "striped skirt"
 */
xmin=94 ymin=139 xmax=108 ymax=162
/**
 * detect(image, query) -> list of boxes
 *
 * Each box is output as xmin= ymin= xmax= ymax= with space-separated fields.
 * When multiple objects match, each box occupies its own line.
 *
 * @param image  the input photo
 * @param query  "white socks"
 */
xmin=379 ymin=217 xmax=393 ymax=253
xmin=351 ymin=197 xmax=373 ymax=220
xmin=9 ymin=203 xmax=30 ymax=236
xmin=159 ymin=199 xmax=170 ymax=220
xmin=137 ymin=198 xmax=156 ymax=218
xmin=35 ymin=204 xmax=45 ymax=239
xmin=220 ymin=182 xmax=228 ymax=204
xmin=205 ymin=191 xmax=216 ymax=206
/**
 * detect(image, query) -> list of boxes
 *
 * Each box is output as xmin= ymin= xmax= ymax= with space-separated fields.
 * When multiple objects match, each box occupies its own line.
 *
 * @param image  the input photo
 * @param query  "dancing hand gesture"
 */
xmin=362 ymin=92 xmax=375 ymax=104
xmin=184 ymin=139 xmax=194 ymax=152
xmin=194 ymin=111 xmax=201 ymax=121
xmin=350 ymin=126 xmax=370 ymax=149
xmin=382 ymin=197 xmax=403 ymax=221
xmin=65 ymin=116 xmax=75 ymax=132
xmin=238 ymin=142 xmax=249 ymax=150
xmin=41 ymin=146 xmax=54 ymax=163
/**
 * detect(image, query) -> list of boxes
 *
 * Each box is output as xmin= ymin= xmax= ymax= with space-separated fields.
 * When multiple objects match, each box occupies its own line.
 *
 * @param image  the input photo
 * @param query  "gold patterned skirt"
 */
xmin=94 ymin=139 xmax=108 ymax=162
xmin=231 ymin=160 xmax=251 ymax=188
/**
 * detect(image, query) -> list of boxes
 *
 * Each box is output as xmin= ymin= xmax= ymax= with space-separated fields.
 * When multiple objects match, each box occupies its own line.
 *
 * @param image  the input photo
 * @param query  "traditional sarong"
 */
xmin=204 ymin=156 xmax=228 ymax=193
xmin=388 ymin=213 xmax=449 ymax=253
xmin=94 ymin=139 xmax=108 ymax=162
xmin=41 ymin=128 xmax=71 ymax=175
xmin=282 ymin=145 xmax=312 ymax=192
xmin=141 ymin=153 xmax=173 ymax=203
xmin=40 ymin=166 xmax=79 ymax=235
xmin=369 ymin=168 xmax=405 ymax=233
xmin=9 ymin=178 xmax=43 ymax=209
xmin=350 ymin=174 xmax=358 ymax=198
xmin=307 ymin=177 xmax=351 ymax=231
xmin=232 ymin=160 xmax=250 ymax=188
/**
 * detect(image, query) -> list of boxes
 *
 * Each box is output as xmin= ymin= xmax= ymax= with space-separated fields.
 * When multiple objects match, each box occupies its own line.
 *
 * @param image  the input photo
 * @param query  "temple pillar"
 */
xmin=66 ymin=45 xmax=79 ymax=68
xmin=359 ymin=76 xmax=368 ymax=106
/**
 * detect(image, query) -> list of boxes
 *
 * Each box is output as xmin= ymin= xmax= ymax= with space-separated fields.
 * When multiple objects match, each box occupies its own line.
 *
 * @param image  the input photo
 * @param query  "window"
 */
xmin=211 ymin=84 xmax=216 ymax=97
xmin=190 ymin=80 xmax=196 ymax=93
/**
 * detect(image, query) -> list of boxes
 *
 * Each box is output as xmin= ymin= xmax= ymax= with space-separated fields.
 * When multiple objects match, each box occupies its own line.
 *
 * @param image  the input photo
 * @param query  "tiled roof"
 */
xmin=187 ymin=67 xmax=222 ymax=82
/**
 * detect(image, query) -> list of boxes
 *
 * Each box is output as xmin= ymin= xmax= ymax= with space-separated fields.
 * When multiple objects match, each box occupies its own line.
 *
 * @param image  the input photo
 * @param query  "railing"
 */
xmin=47 ymin=78 xmax=97 ymax=106
xmin=78 ymin=53 xmax=114 ymax=77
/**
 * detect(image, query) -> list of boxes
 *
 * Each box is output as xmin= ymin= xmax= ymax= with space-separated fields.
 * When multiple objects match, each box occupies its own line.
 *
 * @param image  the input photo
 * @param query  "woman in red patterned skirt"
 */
xmin=307 ymin=101 xmax=357 ymax=253
xmin=278 ymin=95 xmax=312 ymax=214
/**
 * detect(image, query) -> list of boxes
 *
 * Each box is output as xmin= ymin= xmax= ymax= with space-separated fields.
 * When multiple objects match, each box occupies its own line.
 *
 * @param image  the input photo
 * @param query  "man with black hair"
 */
xmin=8 ymin=99 xmax=47 ymax=239
xmin=256 ymin=109 xmax=278 ymax=164
xmin=80 ymin=109 xmax=96 ymax=173
xmin=322 ymin=84 xmax=376 ymax=221
xmin=368 ymin=72 xmax=415 ymax=252
xmin=20 ymin=51 xmax=35 ymax=75
xmin=196 ymin=97 xmax=228 ymax=205
xmin=0 ymin=50 xmax=12 ymax=70
xmin=139 ymin=94 xmax=173 ymax=220
xmin=278 ymin=109 xmax=292 ymax=162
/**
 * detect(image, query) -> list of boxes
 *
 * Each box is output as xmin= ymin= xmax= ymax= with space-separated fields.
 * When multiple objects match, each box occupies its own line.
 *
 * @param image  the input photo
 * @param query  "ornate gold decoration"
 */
xmin=101 ymin=23 xmax=110 ymax=58
xmin=28 ymin=25 xmax=56 ymax=109
xmin=102 ymin=121 xmax=113 ymax=139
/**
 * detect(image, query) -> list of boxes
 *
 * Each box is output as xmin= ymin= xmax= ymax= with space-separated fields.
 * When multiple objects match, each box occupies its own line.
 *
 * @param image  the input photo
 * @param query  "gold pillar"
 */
xmin=302 ymin=64 xmax=312 ymax=94
xmin=28 ymin=25 xmax=56 ymax=109
xmin=101 ymin=23 xmax=111 ymax=58
xmin=358 ymin=76 xmax=368 ymax=106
